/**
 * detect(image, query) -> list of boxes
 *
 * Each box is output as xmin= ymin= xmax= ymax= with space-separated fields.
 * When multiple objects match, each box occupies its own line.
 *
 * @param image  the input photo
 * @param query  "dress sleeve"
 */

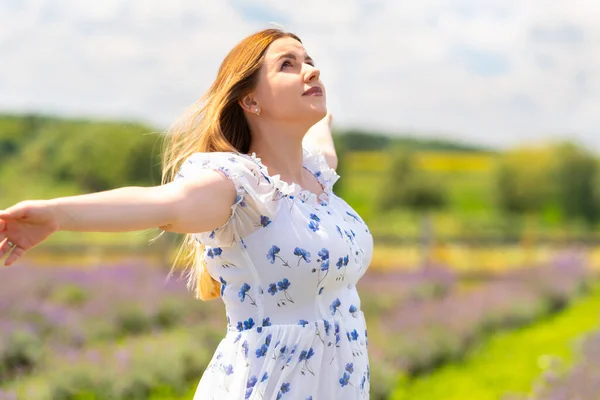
xmin=175 ymin=152 xmax=278 ymax=247
xmin=301 ymin=146 xmax=341 ymax=192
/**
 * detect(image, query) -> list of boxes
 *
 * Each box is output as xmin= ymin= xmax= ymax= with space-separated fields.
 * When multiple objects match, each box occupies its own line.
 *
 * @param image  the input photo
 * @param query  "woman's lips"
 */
xmin=303 ymin=87 xmax=323 ymax=96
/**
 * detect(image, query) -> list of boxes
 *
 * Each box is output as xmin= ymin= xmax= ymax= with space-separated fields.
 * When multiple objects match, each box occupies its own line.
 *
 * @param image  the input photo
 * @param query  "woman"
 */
xmin=0 ymin=28 xmax=374 ymax=399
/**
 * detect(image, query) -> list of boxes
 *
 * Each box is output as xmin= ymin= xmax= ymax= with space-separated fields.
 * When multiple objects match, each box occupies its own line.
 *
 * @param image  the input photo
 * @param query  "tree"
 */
xmin=551 ymin=142 xmax=600 ymax=227
xmin=378 ymin=147 xmax=448 ymax=213
xmin=494 ymin=146 xmax=555 ymax=215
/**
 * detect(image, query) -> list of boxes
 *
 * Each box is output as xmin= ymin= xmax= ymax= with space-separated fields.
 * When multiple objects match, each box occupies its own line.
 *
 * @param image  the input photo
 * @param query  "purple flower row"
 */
xmin=362 ymin=251 xmax=591 ymax=399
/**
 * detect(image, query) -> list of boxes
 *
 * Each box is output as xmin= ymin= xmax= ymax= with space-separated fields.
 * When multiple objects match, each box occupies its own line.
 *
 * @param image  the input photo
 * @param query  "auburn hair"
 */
xmin=159 ymin=28 xmax=302 ymax=300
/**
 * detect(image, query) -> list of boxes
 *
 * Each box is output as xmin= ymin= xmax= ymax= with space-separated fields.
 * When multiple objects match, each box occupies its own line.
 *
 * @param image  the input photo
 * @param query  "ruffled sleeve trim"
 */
xmin=242 ymin=147 xmax=340 ymax=207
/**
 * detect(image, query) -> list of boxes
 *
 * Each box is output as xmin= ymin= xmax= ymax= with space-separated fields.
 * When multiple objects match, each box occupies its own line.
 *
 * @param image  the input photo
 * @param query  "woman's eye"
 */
xmin=281 ymin=61 xmax=292 ymax=69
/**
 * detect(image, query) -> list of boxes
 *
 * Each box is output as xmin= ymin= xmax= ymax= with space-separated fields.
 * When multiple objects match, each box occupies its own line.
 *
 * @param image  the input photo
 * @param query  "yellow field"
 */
xmin=346 ymin=151 xmax=497 ymax=173
xmin=22 ymin=242 xmax=600 ymax=276
xmin=370 ymin=243 xmax=600 ymax=273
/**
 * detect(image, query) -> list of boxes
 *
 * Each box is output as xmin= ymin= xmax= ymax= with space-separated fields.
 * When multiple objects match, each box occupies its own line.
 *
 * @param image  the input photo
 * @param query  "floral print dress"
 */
xmin=176 ymin=146 xmax=374 ymax=400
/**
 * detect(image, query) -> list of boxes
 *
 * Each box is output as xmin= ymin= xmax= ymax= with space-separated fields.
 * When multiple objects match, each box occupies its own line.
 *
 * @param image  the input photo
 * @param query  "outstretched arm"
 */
xmin=303 ymin=112 xmax=338 ymax=170
xmin=0 ymin=169 xmax=237 ymax=266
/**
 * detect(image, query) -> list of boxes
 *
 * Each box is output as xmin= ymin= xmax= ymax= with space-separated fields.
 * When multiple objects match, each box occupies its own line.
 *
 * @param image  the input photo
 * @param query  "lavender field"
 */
xmin=0 ymin=251 xmax=597 ymax=400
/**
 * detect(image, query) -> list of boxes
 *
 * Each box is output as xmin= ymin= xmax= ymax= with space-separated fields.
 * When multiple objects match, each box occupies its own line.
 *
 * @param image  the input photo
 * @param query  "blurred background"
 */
xmin=1 ymin=1 xmax=600 ymax=399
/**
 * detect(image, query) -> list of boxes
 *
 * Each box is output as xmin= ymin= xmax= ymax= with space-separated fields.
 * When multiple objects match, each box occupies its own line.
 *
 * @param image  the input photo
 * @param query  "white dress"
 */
xmin=176 ymin=147 xmax=374 ymax=400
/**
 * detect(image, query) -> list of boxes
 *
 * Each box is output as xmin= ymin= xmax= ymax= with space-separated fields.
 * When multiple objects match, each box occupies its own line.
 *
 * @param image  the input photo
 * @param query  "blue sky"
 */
xmin=0 ymin=0 xmax=598 ymax=151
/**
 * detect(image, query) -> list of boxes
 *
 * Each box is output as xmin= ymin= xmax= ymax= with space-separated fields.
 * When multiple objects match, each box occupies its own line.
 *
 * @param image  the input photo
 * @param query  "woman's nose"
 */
xmin=305 ymin=64 xmax=321 ymax=82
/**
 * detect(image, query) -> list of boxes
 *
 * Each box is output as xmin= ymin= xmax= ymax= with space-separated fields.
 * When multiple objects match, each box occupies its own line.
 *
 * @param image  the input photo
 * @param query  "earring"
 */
xmin=254 ymin=108 xmax=260 ymax=116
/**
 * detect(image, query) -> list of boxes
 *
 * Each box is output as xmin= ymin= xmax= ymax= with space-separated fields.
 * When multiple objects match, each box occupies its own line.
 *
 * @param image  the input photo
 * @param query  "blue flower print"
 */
xmin=207 ymin=247 xmax=223 ymax=258
xmin=346 ymin=362 xmax=354 ymax=374
xmin=330 ymin=298 xmax=342 ymax=316
xmin=261 ymin=371 xmax=269 ymax=382
xmin=350 ymin=329 xmax=359 ymax=341
xmin=237 ymin=317 xmax=254 ymax=331
xmin=256 ymin=344 xmax=268 ymax=358
xmin=339 ymin=372 xmax=351 ymax=387
xmin=314 ymin=248 xmax=331 ymax=290
xmin=242 ymin=340 xmax=249 ymax=358
xmin=346 ymin=210 xmax=361 ymax=222
xmin=245 ymin=375 xmax=258 ymax=399
xmin=213 ymin=247 xmax=223 ymax=256
xmin=318 ymin=248 xmax=330 ymax=262
xmin=318 ymin=287 xmax=324 ymax=295
xmin=224 ymin=364 xmax=234 ymax=375
xmin=344 ymin=229 xmax=355 ymax=244
xmin=268 ymin=283 xmax=278 ymax=295
xmin=238 ymin=283 xmax=250 ymax=301
xmin=298 ymin=347 xmax=316 ymax=375
xmin=219 ymin=277 xmax=227 ymax=297
xmin=263 ymin=317 xmax=272 ymax=327
xmin=339 ymin=362 xmax=355 ymax=388
xmin=324 ymin=320 xmax=331 ymax=335
xmin=294 ymin=247 xmax=311 ymax=266
xmin=277 ymin=278 xmax=290 ymax=291
xmin=336 ymin=256 xmax=347 ymax=269
xmin=254 ymin=334 xmax=271 ymax=359
xmin=267 ymin=245 xmax=280 ymax=263
xmin=336 ymin=225 xmax=343 ymax=238
xmin=267 ymin=245 xmax=291 ymax=268
xmin=277 ymin=345 xmax=288 ymax=361
xmin=336 ymin=255 xmax=350 ymax=281
xmin=328 ymin=321 xmax=341 ymax=363
xmin=349 ymin=304 xmax=358 ymax=317
xmin=260 ymin=215 xmax=272 ymax=228
xmin=308 ymin=214 xmax=321 ymax=232
xmin=298 ymin=319 xmax=309 ymax=327
xmin=276 ymin=382 xmax=291 ymax=400
xmin=238 ymin=283 xmax=256 ymax=306
xmin=234 ymin=193 xmax=247 ymax=209
xmin=272 ymin=278 xmax=294 ymax=306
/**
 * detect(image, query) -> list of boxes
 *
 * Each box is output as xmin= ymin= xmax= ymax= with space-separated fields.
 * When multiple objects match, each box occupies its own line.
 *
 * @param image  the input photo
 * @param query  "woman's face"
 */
xmin=251 ymin=37 xmax=327 ymax=125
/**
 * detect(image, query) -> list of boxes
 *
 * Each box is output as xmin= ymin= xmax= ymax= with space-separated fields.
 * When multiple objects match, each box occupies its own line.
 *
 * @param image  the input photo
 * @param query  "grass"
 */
xmin=389 ymin=282 xmax=600 ymax=400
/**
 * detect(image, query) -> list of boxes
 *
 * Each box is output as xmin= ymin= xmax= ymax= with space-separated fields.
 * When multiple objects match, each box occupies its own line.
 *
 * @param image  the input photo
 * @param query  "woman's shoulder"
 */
xmin=182 ymin=151 xmax=263 ymax=177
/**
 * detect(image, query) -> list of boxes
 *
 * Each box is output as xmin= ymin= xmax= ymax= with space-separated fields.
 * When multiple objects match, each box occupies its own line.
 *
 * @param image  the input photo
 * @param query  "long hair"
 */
xmin=159 ymin=28 xmax=302 ymax=300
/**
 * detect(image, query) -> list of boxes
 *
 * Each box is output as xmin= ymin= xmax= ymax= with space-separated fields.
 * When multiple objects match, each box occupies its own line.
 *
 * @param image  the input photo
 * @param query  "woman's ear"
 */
xmin=239 ymin=94 xmax=258 ymax=114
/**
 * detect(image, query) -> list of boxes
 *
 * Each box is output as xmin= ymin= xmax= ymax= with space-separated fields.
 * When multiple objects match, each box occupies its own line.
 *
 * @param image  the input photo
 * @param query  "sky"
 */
xmin=0 ymin=0 xmax=598 ymax=151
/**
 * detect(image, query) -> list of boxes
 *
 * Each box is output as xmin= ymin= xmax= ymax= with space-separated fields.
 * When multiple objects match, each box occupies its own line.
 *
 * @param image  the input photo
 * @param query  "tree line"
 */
xmin=2 ymin=113 xmax=598 ymax=229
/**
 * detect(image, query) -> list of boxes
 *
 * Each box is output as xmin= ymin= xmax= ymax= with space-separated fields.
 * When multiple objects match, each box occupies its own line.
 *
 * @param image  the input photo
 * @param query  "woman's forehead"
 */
xmin=265 ymin=38 xmax=308 ymax=62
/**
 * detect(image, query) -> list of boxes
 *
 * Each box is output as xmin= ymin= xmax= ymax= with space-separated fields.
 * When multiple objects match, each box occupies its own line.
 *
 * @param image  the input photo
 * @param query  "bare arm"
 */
xmin=0 ymin=169 xmax=236 ymax=266
xmin=49 ymin=170 xmax=236 ymax=233
xmin=303 ymin=112 xmax=338 ymax=170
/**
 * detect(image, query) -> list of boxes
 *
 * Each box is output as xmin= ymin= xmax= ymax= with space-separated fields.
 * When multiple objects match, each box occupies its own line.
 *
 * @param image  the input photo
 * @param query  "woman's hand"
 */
xmin=0 ymin=200 xmax=61 ymax=266
xmin=303 ymin=112 xmax=338 ymax=170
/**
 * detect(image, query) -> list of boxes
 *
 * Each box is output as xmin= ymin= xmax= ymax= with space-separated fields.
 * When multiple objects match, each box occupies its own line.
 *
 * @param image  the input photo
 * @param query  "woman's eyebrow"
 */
xmin=276 ymin=53 xmax=314 ymax=64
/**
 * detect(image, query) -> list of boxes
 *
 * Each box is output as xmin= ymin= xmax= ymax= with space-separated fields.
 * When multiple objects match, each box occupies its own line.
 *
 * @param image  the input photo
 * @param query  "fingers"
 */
xmin=0 ymin=237 xmax=12 ymax=259
xmin=0 ymin=202 xmax=30 ymax=220
xmin=0 ymin=238 xmax=22 ymax=266
xmin=4 ymin=245 xmax=24 ymax=267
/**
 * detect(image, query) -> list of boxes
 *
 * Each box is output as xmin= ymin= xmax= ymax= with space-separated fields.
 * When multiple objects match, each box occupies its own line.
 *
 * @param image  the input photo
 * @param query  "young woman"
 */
xmin=0 ymin=28 xmax=374 ymax=399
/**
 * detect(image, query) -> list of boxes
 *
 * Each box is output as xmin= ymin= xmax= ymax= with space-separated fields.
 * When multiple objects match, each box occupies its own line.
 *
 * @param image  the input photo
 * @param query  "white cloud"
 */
xmin=0 ymin=0 xmax=598 ymax=150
